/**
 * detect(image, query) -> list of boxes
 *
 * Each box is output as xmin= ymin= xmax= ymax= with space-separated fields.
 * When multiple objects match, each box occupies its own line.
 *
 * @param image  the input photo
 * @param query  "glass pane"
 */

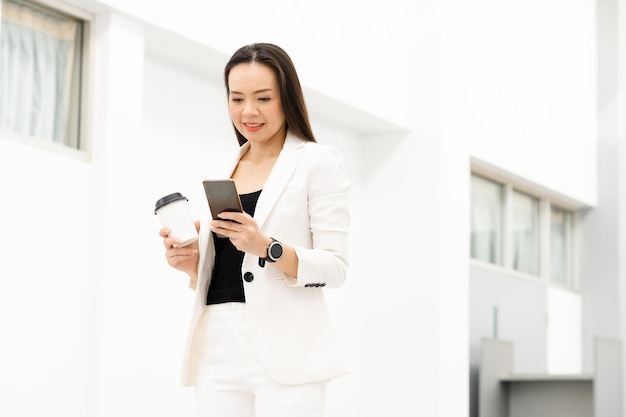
xmin=0 ymin=0 xmax=83 ymax=148
xmin=470 ymin=175 xmax=503 ymax=265
xmin=511 ymin=190 xmax=540 ymax=275
xmin=551 ymin=207 xmax=570 ymax=286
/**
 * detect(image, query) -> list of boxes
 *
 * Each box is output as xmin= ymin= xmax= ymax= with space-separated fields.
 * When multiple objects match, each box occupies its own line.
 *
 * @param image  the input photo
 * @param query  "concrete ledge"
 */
xmin=479 ymin=337 xmax=622 ymax=417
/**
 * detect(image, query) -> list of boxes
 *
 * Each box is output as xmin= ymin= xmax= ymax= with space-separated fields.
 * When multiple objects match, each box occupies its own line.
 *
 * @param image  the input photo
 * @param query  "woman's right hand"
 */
xmin=159 ymin=220 xmax=200 ymax=278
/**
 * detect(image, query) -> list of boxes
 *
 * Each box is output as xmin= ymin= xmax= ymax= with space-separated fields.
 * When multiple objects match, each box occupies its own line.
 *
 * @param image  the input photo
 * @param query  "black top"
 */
xmin=206 ymin=189 xmax=262 ymax=305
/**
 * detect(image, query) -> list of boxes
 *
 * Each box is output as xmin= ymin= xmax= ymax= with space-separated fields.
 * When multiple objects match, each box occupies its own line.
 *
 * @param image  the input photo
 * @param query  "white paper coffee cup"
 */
xmin=154 ymin=193 xmax=198 ymax=247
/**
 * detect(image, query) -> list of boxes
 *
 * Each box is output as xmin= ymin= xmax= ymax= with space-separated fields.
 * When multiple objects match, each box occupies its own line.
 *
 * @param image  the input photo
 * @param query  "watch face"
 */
xmin=269 ymin=242 xmax=283 ymax=259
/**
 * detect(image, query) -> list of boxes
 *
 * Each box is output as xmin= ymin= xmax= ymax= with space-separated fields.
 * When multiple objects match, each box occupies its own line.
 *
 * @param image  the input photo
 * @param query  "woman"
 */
xmin=159 ymin=43 xmax=351 ymax=417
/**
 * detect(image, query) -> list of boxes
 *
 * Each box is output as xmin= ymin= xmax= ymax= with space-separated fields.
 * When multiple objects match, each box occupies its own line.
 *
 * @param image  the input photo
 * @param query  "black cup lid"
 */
xmin=155 ymin=192 xmax=188 ymax=214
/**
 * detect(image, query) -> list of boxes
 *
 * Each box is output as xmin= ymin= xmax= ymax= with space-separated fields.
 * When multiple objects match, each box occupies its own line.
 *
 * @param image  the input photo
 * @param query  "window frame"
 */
xmin=0 ymin=0 xmax=93 ymax=158
xmin=470 ymin=170 xmax=579 ymax=291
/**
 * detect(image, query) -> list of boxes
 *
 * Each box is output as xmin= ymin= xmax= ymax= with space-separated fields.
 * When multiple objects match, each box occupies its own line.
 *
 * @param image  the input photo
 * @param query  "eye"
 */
xmin=258 ymin=97 xmax=271 ymax=102
xmin=230 ymin=97 xmax=243 ymax=103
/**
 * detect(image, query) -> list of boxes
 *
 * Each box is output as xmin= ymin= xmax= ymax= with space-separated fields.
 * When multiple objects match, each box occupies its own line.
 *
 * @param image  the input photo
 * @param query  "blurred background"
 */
xmin=0 ymin=0 xmax=623 ymax=416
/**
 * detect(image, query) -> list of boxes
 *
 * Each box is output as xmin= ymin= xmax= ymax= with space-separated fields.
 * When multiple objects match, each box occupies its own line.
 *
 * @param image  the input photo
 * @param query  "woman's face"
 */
xmin=228 ymin=63 xmax=286 ymax=146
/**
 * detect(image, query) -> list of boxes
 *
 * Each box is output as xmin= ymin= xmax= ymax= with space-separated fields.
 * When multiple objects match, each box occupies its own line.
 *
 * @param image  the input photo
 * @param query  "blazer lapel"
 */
xmin=215 ymin=132 xmax=305 ymax=229
xmin=254 ymin=132 xmax=305 ymax=230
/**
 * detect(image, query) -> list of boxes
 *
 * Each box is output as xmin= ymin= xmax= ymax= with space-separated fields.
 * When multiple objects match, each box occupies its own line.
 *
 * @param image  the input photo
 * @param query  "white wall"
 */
xmin=94 ymin=14 xmax=199 ymax=417
xmin=617 ymin=0 xmax=626 ymax=404
xmin=442 ymin=0 xmax=597 ymax=207
xmin=86 ymin=0 xmax=423 ymax=129
xmin=0 ymin=139 xmax=97 ymax=415
xmin=0 ymin=0 xmax=604 ymax=416
xmin=547 ymin=287 xmax=582 ymax=374
xmin=589 ymin=0 xmax=626 ymax=398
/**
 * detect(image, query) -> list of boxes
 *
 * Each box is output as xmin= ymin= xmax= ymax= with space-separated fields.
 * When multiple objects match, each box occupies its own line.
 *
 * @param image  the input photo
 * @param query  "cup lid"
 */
xmin=155 ymin=192 xmax=188 ymax=213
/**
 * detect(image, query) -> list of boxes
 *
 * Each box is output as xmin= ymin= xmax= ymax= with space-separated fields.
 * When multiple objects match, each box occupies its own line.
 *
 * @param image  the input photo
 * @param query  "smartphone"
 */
xmin=202 ymin=179 xmax=243 ymax=238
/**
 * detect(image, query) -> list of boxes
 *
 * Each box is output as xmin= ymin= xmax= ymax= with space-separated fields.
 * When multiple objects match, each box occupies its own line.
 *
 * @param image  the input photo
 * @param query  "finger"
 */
xmin=217 ymin=211 xmax=248 ymax=223
xmin=210 ymin=221 xmax=230 ymax=236
xmin=163 ymin=236 xmax=181 ymax=249
xmin=159 ymin=227 xmax=170 ymax=238
xmin=167 ymin=252 xmax=197 ymax=267
xmin=212 ymin=222 xmax=243 ymax=240
xmin=166 ymin=247 xmax=198 ymax=258
xmin=194 ymin=220 xmax=201 ymax=232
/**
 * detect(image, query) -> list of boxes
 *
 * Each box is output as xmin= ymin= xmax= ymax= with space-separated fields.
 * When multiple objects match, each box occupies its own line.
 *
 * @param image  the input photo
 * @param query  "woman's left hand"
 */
xmin=211 ymin=211 xmax=270 ymax=257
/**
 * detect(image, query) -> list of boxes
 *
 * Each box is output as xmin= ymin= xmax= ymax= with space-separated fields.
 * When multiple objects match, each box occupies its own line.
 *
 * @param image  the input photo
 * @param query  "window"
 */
xmin=470 ymin=173 xmax=577 ymax=289
xmin=550 ymin=207 xmax=573 ymax=288
xmin=470 ymin=175 xmax=504 ymax=265
xmin=0 ymin=0 xmax=89 ymax=150
xmin=511 ymin=190 xmax=540 ymax=275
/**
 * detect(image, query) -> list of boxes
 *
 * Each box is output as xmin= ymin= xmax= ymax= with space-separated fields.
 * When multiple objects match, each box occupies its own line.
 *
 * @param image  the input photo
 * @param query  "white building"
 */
xmin=0 ymin=0 xmax=623 ymax=416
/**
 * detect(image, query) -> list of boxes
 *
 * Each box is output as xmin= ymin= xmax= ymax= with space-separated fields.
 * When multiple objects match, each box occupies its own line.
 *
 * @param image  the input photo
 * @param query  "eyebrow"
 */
xmin=230 ymin=88 xmax=274 ymax=95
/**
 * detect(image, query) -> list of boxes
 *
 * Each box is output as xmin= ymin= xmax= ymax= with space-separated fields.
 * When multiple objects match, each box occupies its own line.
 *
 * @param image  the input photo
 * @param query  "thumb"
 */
xmin=194 ymin=219 xmax=201 ymax=232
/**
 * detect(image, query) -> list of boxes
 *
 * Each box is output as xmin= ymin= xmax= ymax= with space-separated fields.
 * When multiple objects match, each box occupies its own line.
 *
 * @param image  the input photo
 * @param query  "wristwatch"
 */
xmin=258 ymin=238 xmax=284 ymax=267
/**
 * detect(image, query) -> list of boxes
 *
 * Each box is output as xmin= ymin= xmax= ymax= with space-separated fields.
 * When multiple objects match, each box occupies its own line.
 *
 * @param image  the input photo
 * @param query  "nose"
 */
xmin=242 ymin=101 xmax=258 ymax=117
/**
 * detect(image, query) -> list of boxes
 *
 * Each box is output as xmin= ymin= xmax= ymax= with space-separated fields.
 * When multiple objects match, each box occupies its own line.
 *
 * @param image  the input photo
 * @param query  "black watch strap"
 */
xmin=258 ymin=238 xmax=283 ymax=268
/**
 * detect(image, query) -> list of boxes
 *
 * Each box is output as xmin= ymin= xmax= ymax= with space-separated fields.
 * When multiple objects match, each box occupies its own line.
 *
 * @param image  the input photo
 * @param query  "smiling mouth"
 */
xmin=243 ymin=123 xmax=264 ymax=132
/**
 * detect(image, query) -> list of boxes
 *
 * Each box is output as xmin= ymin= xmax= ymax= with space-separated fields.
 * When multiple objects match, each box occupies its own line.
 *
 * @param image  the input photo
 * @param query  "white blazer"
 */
xmin=180 ymin=132 xmax=351 ymax=387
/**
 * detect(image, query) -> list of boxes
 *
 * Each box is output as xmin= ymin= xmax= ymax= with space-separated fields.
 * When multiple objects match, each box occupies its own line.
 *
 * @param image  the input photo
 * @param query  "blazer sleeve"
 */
xmin=284 ymin=144 xmax=351 ymax=289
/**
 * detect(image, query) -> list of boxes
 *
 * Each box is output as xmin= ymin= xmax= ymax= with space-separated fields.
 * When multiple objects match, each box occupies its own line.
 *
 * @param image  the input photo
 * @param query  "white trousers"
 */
xmin=192 ymin=302 xmax=327 ymax=417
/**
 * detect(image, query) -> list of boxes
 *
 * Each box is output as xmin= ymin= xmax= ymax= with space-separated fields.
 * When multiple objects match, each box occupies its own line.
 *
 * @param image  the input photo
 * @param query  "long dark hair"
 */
xmin=224 ymin=43 xmax=316 ymax=146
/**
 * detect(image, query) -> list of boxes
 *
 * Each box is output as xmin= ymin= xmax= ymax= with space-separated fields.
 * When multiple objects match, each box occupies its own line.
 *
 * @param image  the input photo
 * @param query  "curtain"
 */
xmin=470 ymin=175 xmax=503 ymax=264
xmin=511 ymin=191 xmax=539 ymax=275
xmin=550 ymin=208 xmax=568 ymax=286
xmin=0 ymin=0 xmax=78 ymax=144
